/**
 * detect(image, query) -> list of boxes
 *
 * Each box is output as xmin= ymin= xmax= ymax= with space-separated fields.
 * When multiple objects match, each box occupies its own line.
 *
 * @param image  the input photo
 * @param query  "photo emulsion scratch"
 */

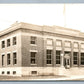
xmin=0 ymin=4 xmax=84 ymax=81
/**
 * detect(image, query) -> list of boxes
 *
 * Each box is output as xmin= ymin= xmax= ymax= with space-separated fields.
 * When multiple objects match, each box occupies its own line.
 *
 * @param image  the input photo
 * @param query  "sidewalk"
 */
xmin=30 ymin=75 xmax=84 ymax=81
xmin=0 ymin=75 xmax=84 ymax=81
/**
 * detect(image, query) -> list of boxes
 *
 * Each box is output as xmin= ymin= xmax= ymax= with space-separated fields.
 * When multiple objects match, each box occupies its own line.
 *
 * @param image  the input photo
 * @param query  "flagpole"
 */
xmin=63 ymin=4 xmax=66 ymax=28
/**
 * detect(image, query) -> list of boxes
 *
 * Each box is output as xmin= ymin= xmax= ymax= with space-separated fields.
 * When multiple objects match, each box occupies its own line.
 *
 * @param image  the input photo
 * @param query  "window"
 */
xmin=13 ymin=52 xmax=17 ymax=64
xmin=47 ymin=39 xmax=53 ymax=46
xmin=7 ymin=39 xmax=10 ymax=47
xmin=46 ymin=50 xmax=52 ymax=64
xmin=73 ymin=42 xmax=78 ymax=48
xmin=31 ymin=52 xmax=36 ymax=64
xmin=13 ymin=71 xmax=16 ymax=74
xmin=7 ymin=71 xmax=10 ymax=74
xmin=2 ymin=41 xmax=5 ymax=48
xmin=56 ymin=40 xmax=62 ymax=47
xmin=31 ymin=71 xmax=37 ymax=74
xmin=13 ymin=37 xmax=16 ymax=45
xmin=56 ymin=51 xmax=61 ymax=64
xmin=65 ymin=41 xmax=71 ymax=48
xmin=73 ymin=52 xmax=78 ymax=65
xmin=30 ymin=36 xmax=36 ymax=44
xmin=81 ymin=43 xmax=84 ymax=49
xmin=81 ymin=53 xmax=84 ymax=65
xmin=2 ymin=54 xmax=5 ymax=66
xmin=7 ymin=53 xmax=11 ymax=65
xmin=2 ymin=71 xmax=4 ymax=74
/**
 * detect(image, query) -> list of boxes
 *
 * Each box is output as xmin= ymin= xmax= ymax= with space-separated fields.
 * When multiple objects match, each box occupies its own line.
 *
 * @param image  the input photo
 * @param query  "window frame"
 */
xmin=30 ymin=52 xmax=37 ymax=64
xmin=2 ymin=40 xmax=5 ymax=48
xmin=56 ymin=40 xmax=62 ymax=47
xmin=46 ymin=38 xmax=53 ymax=46
xmin=56 ymin=50 xmax=61 ymax=65
xmin=64 ymin=41 xmax=71 ymax=48
xmin=81 ymin=53 xmax=84 ymax=65
xmin=13 ymin=37 xmax=17 ymax=45
xmin=7 ymin=53 xmax=11 ymax=65
xmin=7 ymin=39 xmax=10 ymax=47
xmin=81 ymin=43 xmax=84 ymax=50
xmin=13 ymin=52 xmax=17 ymax=65
xmin=30 ymin=36 xmax=37 ymax=45
xmin=73 ymin=42 xmax=79 ymax=49
xmin=73 ymin=52 xmax=78 ymax=66
xmin=46 ymin=50 xmax=52 ymax=64
xmin=2 ymin=54 xmax=5 ymax=66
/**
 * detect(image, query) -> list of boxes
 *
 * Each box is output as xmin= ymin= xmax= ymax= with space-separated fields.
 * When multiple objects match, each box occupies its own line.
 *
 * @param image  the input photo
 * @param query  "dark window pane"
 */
xmin=13 ymin=52 xmax=17 ymax=64
xmin=73 ymin=52 xmax=78 ymax=65
xmin=31 ymin=37 xmax=36 ymax=44
xmin=13 ymin=71 xmax=16 ymax=74
xmin=13 ymin=37 xmax=16 ymax=45
xmin=31 ymin=52 xmax=36 ymax=64
xmin=81 ymin=53 xmax=84 ymax=65
xmin=7 ymin=39 xmax=10 ymax=47
xmin=46 ymin=50 xmax=52 ymax=64
xmin=2 ymin=41 xmax=5 ymax=48
xmin=7 ymin=54 xmax=11 ymax=65
xmin=47 ymin=60 xmax=51 ymax=64
xmin=2 ymin=55 xmax=5 ymax=66
xmin=56 ymin=60 xmax=60 ymax=64
xmin=56 ymin=51 xmax=61 ymax=64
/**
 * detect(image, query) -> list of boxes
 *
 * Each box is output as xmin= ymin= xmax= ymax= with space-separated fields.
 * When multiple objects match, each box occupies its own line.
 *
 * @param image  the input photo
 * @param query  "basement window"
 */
xmin=7 ymin=71 xmax=10 ymax=74
xmin=2 ymin=71 xmax=4 ymax=74
xmin=31 ymin=71 xmax=37 ymax=74
xmin=13 ymin=71 xmax=16 ymax=74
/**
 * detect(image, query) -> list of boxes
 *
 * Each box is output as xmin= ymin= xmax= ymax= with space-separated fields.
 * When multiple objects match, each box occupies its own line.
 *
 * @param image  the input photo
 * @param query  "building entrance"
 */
xmin=64 ymin=52 xmax=71 ymax=69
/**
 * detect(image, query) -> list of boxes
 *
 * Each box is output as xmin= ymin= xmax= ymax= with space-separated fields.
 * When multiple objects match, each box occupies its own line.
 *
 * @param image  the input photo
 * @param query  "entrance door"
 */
xmin=64 ymin=52 xmax=71 ymax=69
xmin=64 ymin=58 xmax=70 ymax=69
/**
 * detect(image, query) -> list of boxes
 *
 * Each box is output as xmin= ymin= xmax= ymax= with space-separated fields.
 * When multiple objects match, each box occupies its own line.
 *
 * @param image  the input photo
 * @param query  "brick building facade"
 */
xmin=0 ymin=22 xmax=84 ymax=76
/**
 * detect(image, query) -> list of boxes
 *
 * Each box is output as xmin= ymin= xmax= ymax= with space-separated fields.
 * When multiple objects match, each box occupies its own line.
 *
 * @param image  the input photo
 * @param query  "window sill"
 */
xmin=30 ymin=64 xmax=37 ymax=65
xmin=30 ymin=44 xmax=37 ymax=46
xmin=1 ymin=48 xmax=5 ymax=49
xmin=13 ymin=64 xmax=17 ymax=65
xmin=46 ymin=64 xmax=52 ymax=65
xmin=13 ymin=44 xmax=17 ymax=46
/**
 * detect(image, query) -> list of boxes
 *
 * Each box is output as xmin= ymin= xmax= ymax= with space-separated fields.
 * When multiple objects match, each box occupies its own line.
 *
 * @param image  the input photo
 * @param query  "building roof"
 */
xmin=0 ymin=22 xmax=84 ymax=38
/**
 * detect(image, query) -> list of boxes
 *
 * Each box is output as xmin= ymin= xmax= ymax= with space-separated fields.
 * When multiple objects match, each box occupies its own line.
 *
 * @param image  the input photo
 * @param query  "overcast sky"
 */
xmin=0 ymin=4 xmax=84 ymax=32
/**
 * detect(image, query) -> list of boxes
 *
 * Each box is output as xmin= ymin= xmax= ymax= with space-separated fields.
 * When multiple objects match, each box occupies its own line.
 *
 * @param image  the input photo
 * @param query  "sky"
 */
xmin=0 ymin=4 xmax=84 ymax=32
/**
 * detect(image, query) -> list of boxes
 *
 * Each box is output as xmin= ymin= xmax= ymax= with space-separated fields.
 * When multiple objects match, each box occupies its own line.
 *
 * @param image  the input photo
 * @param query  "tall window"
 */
xmin=2 ymin=41 xmax=5 ymax=48
xmin=56 ymin=51 xmax=61 ymax=64
xmin=13 ymin=52 xmax=17 ymax=64
xmin=30 ymin=36 xmax=36 ymax=44
xmin=2 ymin=54 xmax=5 ymax=66
xmin=31 ymin=52 xmax=36 ymax=64
xmin=46 ymin=50 xmax=52 ymax=64
xmin=81 ymin=53 xmax=84 ymax=65
xmin=7 ymin=53 xmax=11 ymax=65
xmin=13 ymin=37 xmax=16 ymax=45
xmin=7 ymin=39 xmax=10 ymax=47
xmin=73 ymin=52 xmax=78 ymax=65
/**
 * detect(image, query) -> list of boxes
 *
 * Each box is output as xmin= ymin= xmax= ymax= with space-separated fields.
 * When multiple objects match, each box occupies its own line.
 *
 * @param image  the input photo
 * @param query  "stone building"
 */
xmin=0 ymin=22 xmax=84 ymax=76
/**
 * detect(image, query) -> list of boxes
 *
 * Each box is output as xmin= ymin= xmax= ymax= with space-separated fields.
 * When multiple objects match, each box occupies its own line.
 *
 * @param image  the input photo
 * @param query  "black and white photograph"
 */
xmin=0 ymin=4 xmax=84 ymax=81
